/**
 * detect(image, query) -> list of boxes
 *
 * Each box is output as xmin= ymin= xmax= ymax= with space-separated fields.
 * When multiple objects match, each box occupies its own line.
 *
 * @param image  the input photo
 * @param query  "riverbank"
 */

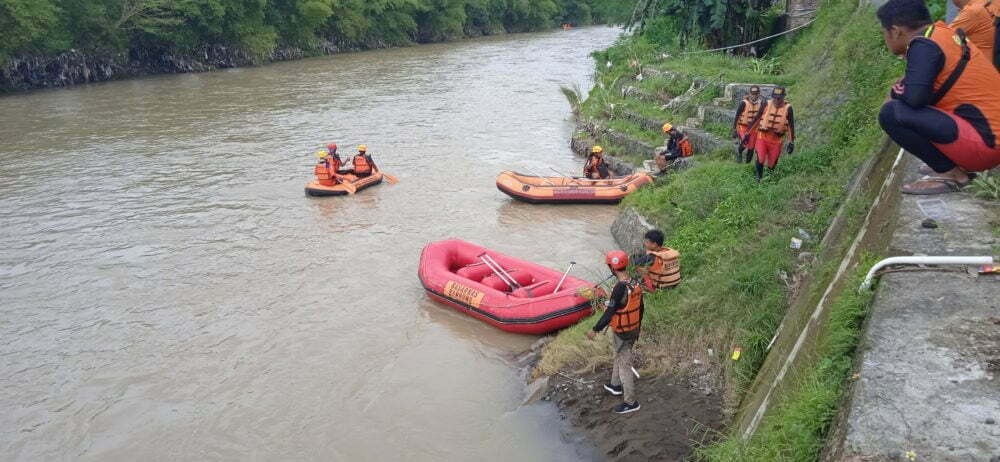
xmin=533 ymin=0 xmax=956 ymax=460
xmin=0 ymin=26 xmax=616 ymax=94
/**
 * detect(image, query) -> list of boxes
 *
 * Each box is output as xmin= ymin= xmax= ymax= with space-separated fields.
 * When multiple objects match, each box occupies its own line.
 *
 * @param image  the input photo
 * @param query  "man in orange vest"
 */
xmin=584 ymin=146 xmax=611 ymax=179
xmin=314 ymin=144 xmax=344 ymax=186
xmin=732 ymin=85 xmax=767 ymax=163
xmin=350 ymin=145 xmax=376 ymax=178
xmin=633 ymin=230 xmax=682 ymax=292
xmin=951 ymin=0 xmax=1000 ymax=70
xmin=877 ymin=0 xmax=1000 ymax=194
xmin=587 ymin=250 xmax=643 ymax=414
xmin=744 ymin=86 xmax=796 ymax=182
xmin=655 ymin=123 xmax=694 ymax=172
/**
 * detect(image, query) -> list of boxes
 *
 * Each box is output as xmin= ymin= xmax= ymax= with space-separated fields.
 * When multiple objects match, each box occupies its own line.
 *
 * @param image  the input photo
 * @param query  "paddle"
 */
xmin=553 ymin=261 xmax=576 ymax=293
xmin=549 ymin=167 xmax=584 ymax=184
xmin=335 ymin=174 xmax=357 ymax=195
xmin=368 ymin=154 xmax=398 ymax=185
xmin=315 ymin=150 xmax=357 ymax=195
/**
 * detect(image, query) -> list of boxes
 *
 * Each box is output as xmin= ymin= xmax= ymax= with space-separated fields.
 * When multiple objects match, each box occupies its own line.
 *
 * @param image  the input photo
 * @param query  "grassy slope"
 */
xmin=539 ymin=1 xmax=905 ymax=460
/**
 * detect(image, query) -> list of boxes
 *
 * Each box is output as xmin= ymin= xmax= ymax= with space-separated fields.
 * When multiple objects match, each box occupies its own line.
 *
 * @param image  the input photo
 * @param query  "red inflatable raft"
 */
xmin=418 ymin=239 xmax=596 ymax=334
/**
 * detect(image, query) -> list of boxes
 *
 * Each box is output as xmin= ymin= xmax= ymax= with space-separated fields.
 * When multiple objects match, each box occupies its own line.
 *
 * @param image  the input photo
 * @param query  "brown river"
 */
xmin=0 ymin=27 xmax=623 ymax=461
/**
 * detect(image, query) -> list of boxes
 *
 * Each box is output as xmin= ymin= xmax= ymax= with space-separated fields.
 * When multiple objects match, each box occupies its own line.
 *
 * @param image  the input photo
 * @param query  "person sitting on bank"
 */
xmin=350 ymin=145 xmax=376 ymax=178
xmin=632 ymin=229 xmax=681 ymax=292
xmin=744 ymin=86 xmax=795 ymax=182
xmin=654 ymin=123 xmax=693 ymax=171
xmin=951 ymin=0 xmax=1000 ymax=70
xmin=586 ymin=250 xmax=643 ymax=415
xmin=732 ymin=85 xmax=767 ymax=164
xmin=584 ymin=145 xmax=611 ymax=179
xmin=877 ymin=0 xmax=1000 ymax=194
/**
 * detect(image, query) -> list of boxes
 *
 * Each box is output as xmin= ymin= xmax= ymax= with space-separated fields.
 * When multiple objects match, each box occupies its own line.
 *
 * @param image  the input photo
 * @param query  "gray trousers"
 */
xmin=611 ymin=335 xmax=636 ymax=403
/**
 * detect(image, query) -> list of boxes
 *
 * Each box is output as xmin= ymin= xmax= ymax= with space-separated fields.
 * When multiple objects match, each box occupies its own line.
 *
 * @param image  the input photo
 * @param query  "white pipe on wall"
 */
xmin=860 ymin=256 xmax=995 ymax=291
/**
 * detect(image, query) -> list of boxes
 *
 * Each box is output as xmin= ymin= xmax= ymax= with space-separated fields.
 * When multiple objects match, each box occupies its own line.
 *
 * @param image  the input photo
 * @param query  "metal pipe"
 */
xmin=478 ymin=254 xmax=515 ymax=287
xmin=860 ymin=256 xmax=994 ymax=291
xmin=553 ymin=261 xmax=576 ymax=293
xmin=480 ymin=253 xmax=521 ymax=289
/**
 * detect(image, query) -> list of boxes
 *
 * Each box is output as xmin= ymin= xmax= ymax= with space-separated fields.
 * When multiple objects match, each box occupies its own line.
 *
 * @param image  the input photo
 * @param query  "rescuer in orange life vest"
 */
xmin=950 ymin=0 xmax=1000 ymax=71
xmin=314 ymin=144 xmax=345 ymax=186
xmin=584 ymin=145 xmax=611 ymax=179
xmin=732 ymin=85 xmax=767 ymax=163
xmin=877 ymin=0 xmax=1000 ymax=194
xmin=655 ymin=123 xmax=694 ymax=172
xmin=587 ymin=250 xmax=643 ymax=415
xmin=744 ymin=86 xmax=796 ymax=182
xmin=349 ymin=145 xmax=377 ymax=178
xmin=632 ymin=229 xmax=682 ymax=292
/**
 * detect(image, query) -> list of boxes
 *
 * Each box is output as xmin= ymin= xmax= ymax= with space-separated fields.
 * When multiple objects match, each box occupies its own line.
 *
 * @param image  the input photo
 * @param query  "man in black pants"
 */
xmin=877 ymin=0 xmax=1000 ymax=194
xmin=587 ymin=250 xmax=643 ymax=415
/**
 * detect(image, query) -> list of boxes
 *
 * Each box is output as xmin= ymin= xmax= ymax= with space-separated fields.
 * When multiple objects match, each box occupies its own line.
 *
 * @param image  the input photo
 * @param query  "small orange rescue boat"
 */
xmin=496 ymin=171 xmax=654 ymax=204
xmin=305 ymin=162 xmax=384 ymax=197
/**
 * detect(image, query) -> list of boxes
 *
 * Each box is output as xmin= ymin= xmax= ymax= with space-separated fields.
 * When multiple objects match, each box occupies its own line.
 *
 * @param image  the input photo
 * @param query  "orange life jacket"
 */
xmin=992 ymin=0 xmax=1000 ymax=68
xmin=314 ymin=159 xmax=340 ymax=186
xmin=353 ymin=154 xmax=372 ymax=175
xmin=738 ymin=96 xmax=764 ymax=127
xmin=922 ymin=21 xmax=1000 ymax=137
xmin=678 ymin=136 xmax=693 ymax=157
xmin=757 ymin=101 xmax=791 ymax=136
xmin=957 ymin=0 xmax=1000 ymax=68
xmin=610 ymin=281 xmax=643 ymax=334
xmin=642 ymin=248 xmax=681 ymax=291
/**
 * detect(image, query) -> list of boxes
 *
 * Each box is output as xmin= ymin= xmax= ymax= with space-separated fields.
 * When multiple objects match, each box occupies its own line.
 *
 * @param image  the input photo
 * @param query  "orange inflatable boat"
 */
xmin=496 ymin=171 xmax=654 ymax=204
xmin=305 ymin=163 xmax=384 ymax=197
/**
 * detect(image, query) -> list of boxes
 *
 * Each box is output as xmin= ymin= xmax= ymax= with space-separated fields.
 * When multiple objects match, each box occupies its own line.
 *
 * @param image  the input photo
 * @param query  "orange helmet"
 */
xmin=606 ymin=250 xmax=629 ymax=270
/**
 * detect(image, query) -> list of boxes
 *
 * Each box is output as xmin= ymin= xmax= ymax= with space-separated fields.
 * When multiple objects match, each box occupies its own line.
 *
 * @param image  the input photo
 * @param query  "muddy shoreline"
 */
xmin=516 ymin=337 xmax=726 ymax=461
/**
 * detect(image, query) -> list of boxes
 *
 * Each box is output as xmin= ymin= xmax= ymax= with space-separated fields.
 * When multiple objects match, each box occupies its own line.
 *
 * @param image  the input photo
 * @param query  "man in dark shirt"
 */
xmin=877 ymin=0 xmax=1000 ymax=194
xmin=587 ymin=250 xmax=643 ymax=414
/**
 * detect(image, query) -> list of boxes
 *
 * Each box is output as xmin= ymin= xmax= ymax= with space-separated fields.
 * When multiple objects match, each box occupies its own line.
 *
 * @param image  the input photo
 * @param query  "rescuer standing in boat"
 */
xmin=587 ymin=251 xmax=643 ymax=414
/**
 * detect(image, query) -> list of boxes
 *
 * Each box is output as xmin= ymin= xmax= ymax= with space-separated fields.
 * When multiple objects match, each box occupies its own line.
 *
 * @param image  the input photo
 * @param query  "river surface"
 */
xmin=0 ymin=27 xmax=623 ymax=461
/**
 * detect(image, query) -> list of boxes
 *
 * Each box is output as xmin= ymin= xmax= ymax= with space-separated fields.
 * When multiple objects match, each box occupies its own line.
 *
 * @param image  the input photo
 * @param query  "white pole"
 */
xmin=553 ymin=262 xmax=576 ymax=293
xmin=860 ymin=256 xmax=994 ymax=291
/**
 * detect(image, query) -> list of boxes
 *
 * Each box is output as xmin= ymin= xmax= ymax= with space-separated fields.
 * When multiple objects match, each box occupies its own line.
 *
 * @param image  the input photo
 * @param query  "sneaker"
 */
xmin=603 ymin=383 xmax=623 ymax=396
xmin=613 ymin=401 xmax=641 ymax=414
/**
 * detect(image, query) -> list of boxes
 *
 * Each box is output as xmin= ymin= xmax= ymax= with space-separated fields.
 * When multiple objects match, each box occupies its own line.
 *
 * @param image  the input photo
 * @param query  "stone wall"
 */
xmin=610 ymin=207 xmax=657 ymax=256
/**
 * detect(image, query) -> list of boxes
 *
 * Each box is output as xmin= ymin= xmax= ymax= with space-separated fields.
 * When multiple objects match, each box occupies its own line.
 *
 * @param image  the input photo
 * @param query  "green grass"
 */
xmin=696 ymin=265 xmax=875 ymax=461
xmin=968 ymin=171 xmax=1000 ymax=201
xmin=541 ymin=0 xmax=907 ymax=460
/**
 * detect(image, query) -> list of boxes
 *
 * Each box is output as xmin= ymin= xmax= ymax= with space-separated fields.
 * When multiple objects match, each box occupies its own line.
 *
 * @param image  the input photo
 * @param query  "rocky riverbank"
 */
xmin=2 ymin=38 xmax=386 ymax=93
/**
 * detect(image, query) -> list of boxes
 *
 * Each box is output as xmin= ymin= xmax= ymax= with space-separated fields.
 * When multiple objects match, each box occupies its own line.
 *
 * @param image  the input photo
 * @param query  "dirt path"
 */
xmin=544 ymin=370 xmax=726 ymax=461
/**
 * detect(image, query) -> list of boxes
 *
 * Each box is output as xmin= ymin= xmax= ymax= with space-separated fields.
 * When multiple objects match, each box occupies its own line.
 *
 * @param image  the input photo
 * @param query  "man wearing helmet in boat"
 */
xmin=344 ymin=145 xmax=378 ymax=178
xmin=587 ymin=250 xmax=643 ymax=415
xmin=584 ymin=145 xmax=612 ymax=179
xmin=314 ymin=143 xmax=347 ymax=185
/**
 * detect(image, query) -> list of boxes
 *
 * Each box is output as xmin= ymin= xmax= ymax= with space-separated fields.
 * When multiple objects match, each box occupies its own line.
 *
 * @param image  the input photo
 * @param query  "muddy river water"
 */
xmin=0 ymin=27 xmax=623 ymax=461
